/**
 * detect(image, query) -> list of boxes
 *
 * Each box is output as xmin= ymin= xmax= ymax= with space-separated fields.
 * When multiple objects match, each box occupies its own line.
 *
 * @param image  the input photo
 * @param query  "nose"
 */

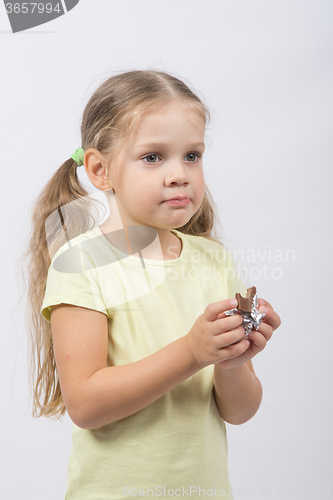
xmin=164 ymin=160 xmax=189 ymax=186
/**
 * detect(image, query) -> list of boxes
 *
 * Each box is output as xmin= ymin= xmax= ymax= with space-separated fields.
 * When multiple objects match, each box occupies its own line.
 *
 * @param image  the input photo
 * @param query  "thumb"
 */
xmin=204 ymin=298 xmax=238 ymax=322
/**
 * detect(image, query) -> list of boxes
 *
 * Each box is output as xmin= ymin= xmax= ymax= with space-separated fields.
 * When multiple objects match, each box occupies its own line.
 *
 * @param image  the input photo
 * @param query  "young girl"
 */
xmin=25 ymin=70 xmax=281 ymax=499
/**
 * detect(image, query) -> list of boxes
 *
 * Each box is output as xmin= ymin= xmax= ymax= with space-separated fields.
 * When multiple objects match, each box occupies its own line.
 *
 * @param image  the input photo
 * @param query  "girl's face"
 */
xmin=108 ymin=102 xmax=206 ymax=233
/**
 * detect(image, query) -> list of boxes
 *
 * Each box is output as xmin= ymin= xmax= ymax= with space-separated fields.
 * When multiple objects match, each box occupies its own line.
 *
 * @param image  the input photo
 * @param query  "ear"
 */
xmin=84 ymin=148 xmax=113 ymax=191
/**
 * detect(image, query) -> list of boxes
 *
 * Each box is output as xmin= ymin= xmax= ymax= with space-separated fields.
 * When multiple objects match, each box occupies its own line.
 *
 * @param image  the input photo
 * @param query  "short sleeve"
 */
xmin=40 ymin=241 xmax=109 ymax=323
xmin=223 ymin=248 xmax=248 ymax=299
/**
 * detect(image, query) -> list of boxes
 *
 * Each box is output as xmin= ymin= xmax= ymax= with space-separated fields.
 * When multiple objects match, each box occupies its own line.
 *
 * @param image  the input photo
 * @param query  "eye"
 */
xmin=185 ymin=152 xmax=201 ymax=162
xmin=142 ymin=154 xmax=160 ymax=164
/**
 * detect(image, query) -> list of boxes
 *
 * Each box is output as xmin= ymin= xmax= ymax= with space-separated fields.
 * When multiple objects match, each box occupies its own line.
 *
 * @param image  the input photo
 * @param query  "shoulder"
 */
xmin=49 ymin=226 xmax=107 ymax=274
xmin=53 ymin=226 xmax=100 ymax=257
xmin=48 ymin=227 xmax=99 ymax=270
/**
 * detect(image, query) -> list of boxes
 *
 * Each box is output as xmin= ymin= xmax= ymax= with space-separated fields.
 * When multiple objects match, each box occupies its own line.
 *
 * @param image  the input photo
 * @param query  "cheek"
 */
xmin=194 ymin=174 xmax=206 ymax=202
xmin=116 ymin=169 xmax=148 ymax=197
xmin=134 ymin=175 xmax=157 ymax=197
xmin=128 ymin=178 xmax=157 ymax=209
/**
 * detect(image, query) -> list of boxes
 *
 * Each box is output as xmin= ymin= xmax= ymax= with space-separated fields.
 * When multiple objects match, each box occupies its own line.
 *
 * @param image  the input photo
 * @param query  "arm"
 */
xmin=213 ymin=360 xmax=262 ymax=425
xmin=213 ymin=297 xmax=281 ymax=425
xmin=50 ymin=298 xmax=278 ymax=431
xmin=50 ymin=303 xmax=201 ymax=430
xmin=77 ymin=338 xmax=200 ymax=429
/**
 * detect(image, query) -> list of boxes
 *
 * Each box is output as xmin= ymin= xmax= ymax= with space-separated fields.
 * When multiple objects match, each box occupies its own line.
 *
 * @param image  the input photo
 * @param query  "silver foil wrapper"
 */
xmin=225 ymin=293 xmax=266 ymax=336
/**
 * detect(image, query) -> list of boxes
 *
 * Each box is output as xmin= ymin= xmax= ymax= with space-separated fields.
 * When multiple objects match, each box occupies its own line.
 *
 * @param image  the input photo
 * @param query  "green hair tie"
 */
xmin=71 ymin=147 xmax=85 ymax=166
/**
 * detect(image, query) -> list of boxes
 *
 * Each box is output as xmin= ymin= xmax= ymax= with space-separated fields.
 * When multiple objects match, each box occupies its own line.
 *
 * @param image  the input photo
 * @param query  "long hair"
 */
xmin=18 ymin=69 xmax=223 ymax=420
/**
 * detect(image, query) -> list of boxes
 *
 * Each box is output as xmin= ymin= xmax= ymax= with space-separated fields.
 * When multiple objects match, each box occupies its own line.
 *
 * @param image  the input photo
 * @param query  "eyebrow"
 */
xmin=134 ymin=142 xmax=205 ymax=150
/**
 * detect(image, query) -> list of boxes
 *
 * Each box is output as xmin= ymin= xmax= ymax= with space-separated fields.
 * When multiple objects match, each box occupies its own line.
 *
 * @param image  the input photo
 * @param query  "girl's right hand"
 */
xmin=184 ymin=298 xmax=250 ymax=369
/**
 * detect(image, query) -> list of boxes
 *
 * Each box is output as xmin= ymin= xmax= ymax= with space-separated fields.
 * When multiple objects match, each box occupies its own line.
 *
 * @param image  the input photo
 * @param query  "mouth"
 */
xmin=163 ymin=197 xmax=191 ymax=206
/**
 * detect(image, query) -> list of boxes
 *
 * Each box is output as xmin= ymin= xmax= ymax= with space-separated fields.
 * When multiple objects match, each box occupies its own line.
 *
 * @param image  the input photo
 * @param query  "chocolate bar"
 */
xmin=236 ymin=286 xmax=257 ymax=313
xmin=225 ymin=286 xmax=265 ymax=335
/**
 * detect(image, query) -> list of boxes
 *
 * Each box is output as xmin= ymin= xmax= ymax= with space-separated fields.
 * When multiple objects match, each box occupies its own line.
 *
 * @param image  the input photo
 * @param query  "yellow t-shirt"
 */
xmin=40 ymin=226 xmax=247 ymax=500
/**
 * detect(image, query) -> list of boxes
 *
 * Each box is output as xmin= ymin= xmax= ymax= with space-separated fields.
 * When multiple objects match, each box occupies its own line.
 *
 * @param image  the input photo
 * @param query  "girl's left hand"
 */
xmin=216 ymin=298 xmax=281 ymax=370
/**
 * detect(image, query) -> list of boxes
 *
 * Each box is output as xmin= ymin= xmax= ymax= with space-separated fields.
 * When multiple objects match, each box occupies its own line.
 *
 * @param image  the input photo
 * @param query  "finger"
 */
xmin=214 ymin=314 xmax=243 ymax=335
xmin=217 ymin=337 xmax=250 ymax=361
xmin=258 ymin=297 xmax=274 ymax=310
xmin=256 ymin=322 xmax=273 ymax=341
xmin=248 ymin=330 xmax=267 ymax=351
xmin=259 ymin=306 xmax=281 ymax=331
xmin=216 ymin=325 xmax=246 ymax=348
xmin=205 ymin=298 xmax=238 ymax=322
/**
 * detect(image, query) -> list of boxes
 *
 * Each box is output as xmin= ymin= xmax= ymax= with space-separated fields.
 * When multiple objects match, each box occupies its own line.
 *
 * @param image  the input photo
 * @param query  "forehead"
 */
xmin=128 ymin=103 xmax=205 ymax=144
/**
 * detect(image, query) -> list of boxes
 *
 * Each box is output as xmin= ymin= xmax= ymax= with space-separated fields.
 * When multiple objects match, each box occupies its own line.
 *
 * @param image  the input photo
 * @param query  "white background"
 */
xmin=1 ymin=1 xmax=332 ymax=499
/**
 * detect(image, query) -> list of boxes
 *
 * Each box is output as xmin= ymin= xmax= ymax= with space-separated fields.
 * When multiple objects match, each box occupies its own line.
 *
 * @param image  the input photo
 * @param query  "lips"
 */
xmin=163 ymin=197 xmax=191 ymax=207
xmin=165 ymin=196 xmax=189 ymax=202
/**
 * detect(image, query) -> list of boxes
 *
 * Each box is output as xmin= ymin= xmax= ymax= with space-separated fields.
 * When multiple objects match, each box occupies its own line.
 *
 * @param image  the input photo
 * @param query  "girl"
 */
xmin=24 ymin=70 xmax=281 ymax=499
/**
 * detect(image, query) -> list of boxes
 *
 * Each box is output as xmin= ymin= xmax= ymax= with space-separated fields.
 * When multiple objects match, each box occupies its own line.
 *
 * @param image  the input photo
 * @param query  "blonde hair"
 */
xmin=19 ymin=70 xmax=224 ymax=420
